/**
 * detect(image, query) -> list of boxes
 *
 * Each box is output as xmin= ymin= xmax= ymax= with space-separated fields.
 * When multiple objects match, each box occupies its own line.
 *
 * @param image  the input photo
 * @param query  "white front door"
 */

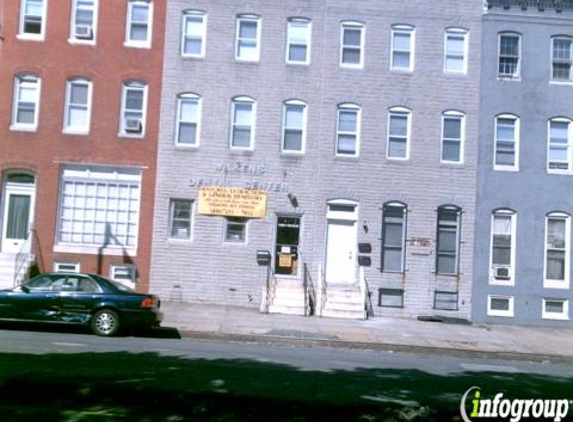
xmin=1 ymin=186 xmax=35 ymax=253
xmin=325 ymin=219 xmax=357 ymax=284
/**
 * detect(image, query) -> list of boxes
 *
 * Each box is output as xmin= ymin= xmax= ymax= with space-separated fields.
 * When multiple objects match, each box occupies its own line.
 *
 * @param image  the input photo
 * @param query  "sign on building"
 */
xmin=198 ymin=186 xmax=267 ymax=218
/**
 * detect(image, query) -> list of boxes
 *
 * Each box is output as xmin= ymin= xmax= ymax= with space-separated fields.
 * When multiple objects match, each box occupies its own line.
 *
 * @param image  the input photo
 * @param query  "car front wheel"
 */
xmin=91 ymin=309 xmax=120 ymax=336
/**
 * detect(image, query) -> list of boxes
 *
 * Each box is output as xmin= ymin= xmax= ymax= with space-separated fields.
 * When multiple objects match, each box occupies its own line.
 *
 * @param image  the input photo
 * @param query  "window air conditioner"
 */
xmin=493 ymin=265 xmax=511 ymax=280
xmin=124 ymin=118 xmax=143 ymax=133
xmin=74 ymin=25 xmax=93 ymax=39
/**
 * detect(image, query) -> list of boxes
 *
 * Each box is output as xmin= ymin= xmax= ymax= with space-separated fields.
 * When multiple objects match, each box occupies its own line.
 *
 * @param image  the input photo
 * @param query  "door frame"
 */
xmin=324 ymin=199 xmax=359 ymax=285
xmin=1 ymin=172 xmax=36 ymax=253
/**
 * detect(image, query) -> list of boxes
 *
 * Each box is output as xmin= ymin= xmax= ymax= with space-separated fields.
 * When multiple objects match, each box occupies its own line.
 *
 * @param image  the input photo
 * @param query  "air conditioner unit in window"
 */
xmin=74 ymin=25 xmax=93 ymax=39
xmin=493 ymin=265 xmax=511 ymax=280
xmin=124 ymin=118 xmax=142 ymax=133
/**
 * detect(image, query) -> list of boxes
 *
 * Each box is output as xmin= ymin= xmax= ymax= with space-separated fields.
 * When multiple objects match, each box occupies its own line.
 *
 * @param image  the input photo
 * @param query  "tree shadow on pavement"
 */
xmin=0 ymin=351 xmax=571 ymax=422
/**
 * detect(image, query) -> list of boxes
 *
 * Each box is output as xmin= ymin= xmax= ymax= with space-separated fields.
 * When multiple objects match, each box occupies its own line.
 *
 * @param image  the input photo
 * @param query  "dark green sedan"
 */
xmin=0 ymin=273 xmax=163 ymax=336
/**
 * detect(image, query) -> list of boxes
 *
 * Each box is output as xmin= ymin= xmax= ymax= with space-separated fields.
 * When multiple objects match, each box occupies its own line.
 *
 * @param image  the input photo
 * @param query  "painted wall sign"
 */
xmin=198 ymin=186 xmax=268 ymax=218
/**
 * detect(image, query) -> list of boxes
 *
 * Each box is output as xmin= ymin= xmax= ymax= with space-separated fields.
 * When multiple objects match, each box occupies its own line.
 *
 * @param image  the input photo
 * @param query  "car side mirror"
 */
xmin=20 ymin=285 xmax=30 ymax=293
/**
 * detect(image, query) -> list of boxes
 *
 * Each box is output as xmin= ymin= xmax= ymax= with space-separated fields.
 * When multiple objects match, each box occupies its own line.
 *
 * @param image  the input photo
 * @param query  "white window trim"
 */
xmin=440 ymin=110 xmax=465 ymax=164
xmin=63 ymin=78 xmax=93 ymax=135
xmin=335 ymin=103 xmax=361 ymax=157
xmin=235 ymin=14 xmax=261 ymax=62
xmin=390 ymin=25 xmax=415 ymax=72
xmin=436 ymin=206 xmax=461 ymax=276
xmin=547 ymin=117 xmax=573 ymax=174
xmin=487 ymin=295 xmax=515 ymax=317
xmin=386 ymin=107 xmax=411 ymax=161
xmin=223 ymin=217 xmax=248 ymax=244
xmin=494 ymin=114 xmax=520 ymax=172
xmin=285 ymin=18 xmax=311 ymax=65
xmin=18 ymin=0 xmax=48 ymax=41
xmin=543 ymin=212 xmax=571 ymax=289
xmin=229 ymin=96 xmax=256 ymax=150
xmin=498 ymin=32 xmax=521 ymax=80
xmin=125 ymin=0 xmax=153 ymax=49
xmin=11 ymin=74 xmax=41 ymax=131
xmin=168 ymin=199 xmax=194 ymax=241
xmin=489 ymin=209 xmax=517 ymax=286
xmin=110 ymin=264 xmax=137 ymax=286
xmin=53 ymin=262 xmax=81 ymax=273
xmin=181 ymin=10 xmax=206 ymax=58
xmin=69 ymin=0 xmax=98 ymax=44
xmin=550 ymin=36 xmax=573 ymax=84
xmin=381 ymin=202 xmax=407 ymax=273
xmin=119 ymin=81 xmax=148 ymax=138
xmin=175 ymin=93 xmax=201 ymax=148
xmin=542 ymin=298 xmax=570 ymax=320
xmin=444 ymin=28 xmax=468 ymax=74
xmin=339 ymin=21 xmax=364 ymax=69
xmin=281 ymin=100 xmax=307 ymax=154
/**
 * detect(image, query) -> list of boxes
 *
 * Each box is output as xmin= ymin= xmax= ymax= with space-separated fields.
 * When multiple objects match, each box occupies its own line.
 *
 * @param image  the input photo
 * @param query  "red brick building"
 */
xmin=0 ymin=0 xmax=165 ymax=291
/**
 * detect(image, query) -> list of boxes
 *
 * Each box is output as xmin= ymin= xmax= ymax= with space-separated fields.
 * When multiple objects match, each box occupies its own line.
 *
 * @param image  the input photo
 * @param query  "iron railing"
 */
xmin=14 ymin=229 xmax=35 ymax=286
xmin=303 ymin=263 xmax=316 ymax=316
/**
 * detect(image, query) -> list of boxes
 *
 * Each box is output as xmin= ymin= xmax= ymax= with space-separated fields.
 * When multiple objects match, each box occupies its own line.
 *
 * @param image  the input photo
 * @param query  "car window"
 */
xmin=77 ymin=278 xmax=99 ymax=293
xmin=25 ymin=275 xmax=67 ymax=291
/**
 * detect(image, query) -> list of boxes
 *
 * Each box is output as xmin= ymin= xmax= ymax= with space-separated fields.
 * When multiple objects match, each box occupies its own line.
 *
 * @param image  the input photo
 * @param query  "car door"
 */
xmin=16 ymin=274 xmax=65 ymax=321
xmin=56 ymin=275 xmax=102 ymax=324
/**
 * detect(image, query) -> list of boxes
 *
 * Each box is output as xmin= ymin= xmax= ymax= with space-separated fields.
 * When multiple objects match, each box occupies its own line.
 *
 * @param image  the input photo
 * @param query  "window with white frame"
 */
xmin=57 ymin=166 xmax=141 ymax=249
xmin=436 ymin=205 xmax=461 ymax=275
xmin=110 ymin=264 xmax=137 ymax=285
xmin=498 ymin=33 xmax=520 ymax=79
xmin=70 ymin=0 xmax=97 ymax=42
xmin=19 ymin=0 xmax=46 ymax=38
xmin=54 ymin=262 xmax=80 ymax=273
xmin=125 ymin=1 xmax=153 ymax=48
xmin=544 ymin=212 xmax=570 ymax=289
xmin=235 ymin=15 xmax=260 ymax=62
xmin=490 ymin=209 xmax=516 ymax=285
xmin=551 ymin=36 xmax=572 ymax=82
xmin=494 ymin=114 xmax=520 ymax=170
xmin=441 ymin=111 xmax=465 ymax=163
xmin=547 ymin=118 xmax=572 ymax=173
xmin=169 ymin=199 xmax=193 ymax=240
xmin=381 ymin=202 xmax=406 ymax=272
xmin=175 ymin=93 xmax=201 ymax=147
xmin=120 ymin=81 xmax=147 ymax=136
xmin=387 ymin=107 xmax=410 ymax=160
xmin=282 ymin=100 xmax=306 ymax=153
xmin=444 ymin=28 xmax=468 ymax=73
xmin=225 ymin=217 xmax=247 ymax=243
xmin=286 ymin=18 xmax=311 ymax=64
xmin=340 ymin=22 xmax=364 ymax=68
xmin=336 ymin=104 xmax=360 ymax=156
xmin=12 ymin=74 xmax=41 ymax=130
xmin=487 ymin=295 xmax=514 ymax=317
xmin=391 ymin=25 xmax=414 ymax=71
xmin=542 ymin=298 xmax=569 ymax=320
xmin=230 ymin=96 xmax=256 ymax=149
xmin=181 ymin=10 xmax=206 ymax=57
xmin=63 ymin=78 xmax=92 ymax=134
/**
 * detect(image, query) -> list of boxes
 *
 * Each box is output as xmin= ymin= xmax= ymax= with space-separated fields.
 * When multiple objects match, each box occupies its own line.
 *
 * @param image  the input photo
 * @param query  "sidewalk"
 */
xmin=161 ymin=301 xmax=573 ymax=362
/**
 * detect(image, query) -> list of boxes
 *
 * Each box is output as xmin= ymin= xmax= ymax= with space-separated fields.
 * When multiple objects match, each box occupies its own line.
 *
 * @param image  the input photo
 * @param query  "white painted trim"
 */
xmin=487 ymin=295 xmax=514 ymax=317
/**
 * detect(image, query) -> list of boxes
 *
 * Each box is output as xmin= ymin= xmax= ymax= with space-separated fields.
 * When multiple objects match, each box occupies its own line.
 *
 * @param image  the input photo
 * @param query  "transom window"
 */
xmin=286 ymin=18 xmax=311 ymax=64
xmin=547 ymin=118 xmax=572 ymax=173
xmin=436 ymin=205 xmax=461 ymax=275
xmin=230 ymin=96 xmax=256 ymax=149
xmin=387 ymin=107 xmax=410 ymax=160
xmin=181 ymin=10 xmax=206 ymax=57
xmin=70 ymin=0 xmax=97 ymax=42
xmin=120 ymin=81 xmax=147 ymax=136
xmin=490 ymin=209 xmax=516 ymax=285
xmin=498 ymin=33 xmax=520 ymax=79
xmin=169 ymin=199 xmax=193 ymax=240
xmin=336 ymin=104 xmax=361 ymax=156
xmin=381 ymin=202 xmax=406 ymax=272
xmin=19 ymin=0 xmax=46 ymax=38
xmin=441 ymin=111 xmax=465 ymax=163
xmin=63 ymin=78 xmax=92 ymax=134
xmin=282 ymin=100 xmax=306 ymax=153
xmin=12 ymin=74 xmax=41 ymax=130
xmin=126 ymin=1 xmax=153 ymax=48
xmin=175 ymin=93 xmax=201 ymax=147
xmin=340 ymin=22 xmax=364 ymax=68
xmin=494 ymin=114 xmax=519 ymax=170
xmin=391 ymin=25 xmax=414 ymax=71
xmin=552 ymin=37 xmax=572 ymax=82
xmin=444 ymin=28 xmax=468 ymax=73
xmin=544 ymin=212 xmax=570 ymax=289
xmin=235 ymin=15 xmax=260 ymax=62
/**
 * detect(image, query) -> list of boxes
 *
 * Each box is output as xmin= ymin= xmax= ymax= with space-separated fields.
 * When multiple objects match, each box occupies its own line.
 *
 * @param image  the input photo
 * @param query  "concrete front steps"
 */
xmin=268 ymin=278 xmax=307 ymax=316
xmin=0 ymin=253 xmax=17 ymax=290
xmin=321 ymin=283 xmax=366 ymax=320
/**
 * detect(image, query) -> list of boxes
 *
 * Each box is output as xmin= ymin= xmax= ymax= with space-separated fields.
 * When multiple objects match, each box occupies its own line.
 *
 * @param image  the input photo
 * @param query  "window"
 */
xmin=54 ymin=262 xmax=80 ymax=273
xmin=391 ymin=25 xmax=414 ymax=71
xmin=63 ymin=78 xmax=92 ymax=134
xmin=57 ymin=166 xmax=141 ymax=249
xmin=70 ymin=0 xmax=97 ymax=42
xmin=544 ymin=212 xmax=570 ymax=289
xmin=286 ymin=18 xmax=311 ymax=64
xmin=387 ymin=107 xmax=410 ymax=160
xmin=378 ymin=288 xmax=404 ymax=308
xmin=490 ymin=209 xmax=516 ymax=285
xmin=120 ymin=81 xmax=147 ymax=136
xmin=235 ymin=15 xmax=260 ymax=62
xmin=19 ymin=0 xmax=46 ymax=38
xmin=169 ymin=199 xmax=193 ymax=240
xmin=230 ymin=96 xmax=255 ymax=149
xmin=434 ymin=291 xmax=459 ymax=311
xmin=340 ymin=22 xmax=364 ymax=68
xmin=274 ymin=216 xmax=301 ymax=275
xmin=444 ymin=28 xmax=468 ymax=73
xmin=487 ymin=295 xmax=514 ymax=317
xmin=175 ymin=93 xmax=201 ymax=147
xmin=498 ymin=33 xmax=520 ymax=79
xmin=552 ymin=37 xmax=572 ymax=82
xmin=336 ymin=104 xmax=360 ymax=156
xmin=225 ymin=217 xmax=247 ymax=243
xmin=110 ymin=265 xmax=137 ymax=286
xmin=125 ymin=1 xmax=152 ymax=48
xmin=282 ymin=100 xmax=306 ymax=153
xmin=548 ymin=118 xmax=572 ymax=173
xmin=12 ymin=74 xmax=41 ymax=130
xmin=494 ymin=114 xmax=520 ymax=170
xmin=436 ymin=206 xmax=461 ymax=275
xmin=542 ymin=299 xmax=569 ymax=320
xmin=441 ymin=111 xmax=465 ymax=163
xmin=181 ymin=10 xmax=206 ymax=57
xmin=381 ymin=202 xmax=406 ymax=272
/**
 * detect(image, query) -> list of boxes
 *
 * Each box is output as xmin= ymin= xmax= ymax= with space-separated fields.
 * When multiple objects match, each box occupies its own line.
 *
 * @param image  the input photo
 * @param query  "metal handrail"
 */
xmin=363 ymin=275 xmax=375 ymax=319
xmin=319 ymin=266 xmax=327 ymax=316
xmin=14 ymin=229 xmax=35 ymax=286
xmin=303 ymin=263 xmax=316 ymax=316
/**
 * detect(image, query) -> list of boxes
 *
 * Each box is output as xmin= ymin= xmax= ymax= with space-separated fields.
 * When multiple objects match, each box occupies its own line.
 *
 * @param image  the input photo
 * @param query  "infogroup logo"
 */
xmin=460 ymin=387 xmax=572 ymax=422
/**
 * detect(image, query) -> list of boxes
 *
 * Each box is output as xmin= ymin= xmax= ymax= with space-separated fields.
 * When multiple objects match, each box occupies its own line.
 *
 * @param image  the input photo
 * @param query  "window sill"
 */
xmin=544 ymin=280 xmax=570 ymax=289
xmin=547 ymin=170 xmax=573 ymax=176
xmin=63 ymin=129 xmax=90 ymax=136
xmin=386 ymin=156 xmax=410 ymax=162
xmin=549 ymin=80 xmax=573 ymax=86
xmin=390 ymin=68 xmax=414 ymax=74
xmin=335 ymin=153 xmax=359 ymax=159
xmin=54 ymin=244 xmax=137 ymax=257
xmin=124 ymin=41 xmax=152 ymax=49
xmin=119 ymin=132 xmax=145 ymax=139
xmin=339 ymin=64 xmax=364 ymax=70
xmin=68 ymin=38 xmax=96 ymax=46
xmin=17 ymin=34 xmax=45 ymax=42
xmin=234 ymin=58 xmax=260 ymax=64
xmin=487 ymin=311 xmax=514 ymax=318
xmin=286 ymin=61 xmax=310 ymax=67
xmin=181 ymin=54 xmax=206 ymax=60
xmin=167 ymin=237 xmax=193 ymax=243
xmin=489 ymin=278 xmax=515 ymax=286
xmin=281 ymin=151 xmax=305 ymax=157
xmin=440 ymin=161 xmax=464 ymax=166
xmin=542 ymin=313 xmax=569 ymax=321
xmin=174 ymin=143 xmax=200 ymax=150
xmin=10 ymin=124 xmax=37 ymax=132
xmin=497 ymin=76 xmax=521 ymax=82
xmin=494 ymin=166 xmax=519 ymax=172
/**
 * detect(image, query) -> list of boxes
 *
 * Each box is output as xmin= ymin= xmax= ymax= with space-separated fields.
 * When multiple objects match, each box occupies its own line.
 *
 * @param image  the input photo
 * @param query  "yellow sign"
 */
xmin=278 ymin=254 xmax=293 ymax=268
xmin=198 ymin=186 xmax=267 ymax=218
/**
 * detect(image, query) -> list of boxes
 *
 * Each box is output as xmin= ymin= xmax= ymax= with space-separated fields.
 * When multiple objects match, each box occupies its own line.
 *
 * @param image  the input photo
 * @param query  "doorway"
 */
xmin=1 ymin=173 xmax=36 ymax=253
xmin=325 ymin=200 xmax=358 ymax=284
